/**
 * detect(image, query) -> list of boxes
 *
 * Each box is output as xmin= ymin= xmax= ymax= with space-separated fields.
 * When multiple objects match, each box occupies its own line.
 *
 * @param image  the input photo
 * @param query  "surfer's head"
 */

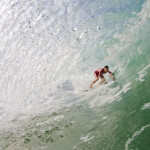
xmin=104 ymin=66 xmax=109 ymax=72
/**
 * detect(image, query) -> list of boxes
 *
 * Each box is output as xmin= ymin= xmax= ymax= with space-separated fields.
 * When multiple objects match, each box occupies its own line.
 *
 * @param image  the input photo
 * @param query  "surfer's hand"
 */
xmin=112 ymin=76 xmax=116 ymax=81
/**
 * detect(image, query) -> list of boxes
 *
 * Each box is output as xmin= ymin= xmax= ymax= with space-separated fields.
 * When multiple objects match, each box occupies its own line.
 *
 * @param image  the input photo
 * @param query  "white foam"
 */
xmin=88 ymin=81 xmax=132 ymax=108
xmin=136 ymin=64 xmax=150 ymax=82
xmin=125 ymin=124 xmax=150 ymax=150
xmin=102 ymin=116 xmax=108 ymax=120
xmin=141 ymin=102 xmax=150 ymax=110
xmin=80 ymin=134 xmax=94 ymax=143
xmin=36 ymin=115 xmax=64 ymax=126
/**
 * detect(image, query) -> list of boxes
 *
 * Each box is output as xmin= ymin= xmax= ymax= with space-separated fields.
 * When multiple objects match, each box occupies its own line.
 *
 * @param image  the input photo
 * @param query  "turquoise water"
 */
xmin=0 ymin=0 xmax=150 ymax=149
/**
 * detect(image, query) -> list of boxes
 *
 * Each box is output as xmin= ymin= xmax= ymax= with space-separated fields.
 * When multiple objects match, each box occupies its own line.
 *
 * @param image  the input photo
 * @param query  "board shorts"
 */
xmin=94 ymin=71 xmax=104 ymax=79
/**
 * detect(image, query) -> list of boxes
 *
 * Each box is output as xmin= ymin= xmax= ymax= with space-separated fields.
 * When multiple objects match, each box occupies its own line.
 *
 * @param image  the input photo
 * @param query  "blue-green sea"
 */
xmin=0 ymin=0 xmax=150 ymax=149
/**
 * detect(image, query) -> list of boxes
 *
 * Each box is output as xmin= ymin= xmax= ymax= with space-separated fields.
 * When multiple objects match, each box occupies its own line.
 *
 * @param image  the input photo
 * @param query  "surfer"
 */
xmin=90 ymin=66 xmax=115 ymax=88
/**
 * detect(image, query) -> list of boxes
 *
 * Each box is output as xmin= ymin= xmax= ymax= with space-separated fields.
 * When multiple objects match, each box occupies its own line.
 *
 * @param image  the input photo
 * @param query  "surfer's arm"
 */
xmin=108 ymin=71 xmax=116 ymax=80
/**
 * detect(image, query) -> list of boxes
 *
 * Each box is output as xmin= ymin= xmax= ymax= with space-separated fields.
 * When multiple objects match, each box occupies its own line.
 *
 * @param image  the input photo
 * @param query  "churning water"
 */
xmin=0 ymin=0 xmax=150 ymax=149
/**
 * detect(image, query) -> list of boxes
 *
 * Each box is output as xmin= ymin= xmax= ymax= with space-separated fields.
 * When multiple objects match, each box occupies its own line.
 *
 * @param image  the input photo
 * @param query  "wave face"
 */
xmin=0 ymin=0 xmax=150 ymax=149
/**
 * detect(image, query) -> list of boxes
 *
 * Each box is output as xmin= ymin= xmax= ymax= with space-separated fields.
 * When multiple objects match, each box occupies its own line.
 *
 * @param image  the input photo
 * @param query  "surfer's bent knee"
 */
xmin=96 ymin=77 xmax=99 ymax=81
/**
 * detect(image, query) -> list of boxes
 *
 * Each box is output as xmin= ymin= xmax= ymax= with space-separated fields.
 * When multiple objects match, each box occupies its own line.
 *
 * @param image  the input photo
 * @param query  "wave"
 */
xmin=1 ymin=0 xmax=150 ymax=149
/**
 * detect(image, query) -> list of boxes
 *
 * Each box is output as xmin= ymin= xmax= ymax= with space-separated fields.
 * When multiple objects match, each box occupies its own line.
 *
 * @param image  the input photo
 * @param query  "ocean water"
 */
xmin=0 ymin=0 xmax=150 ymax=149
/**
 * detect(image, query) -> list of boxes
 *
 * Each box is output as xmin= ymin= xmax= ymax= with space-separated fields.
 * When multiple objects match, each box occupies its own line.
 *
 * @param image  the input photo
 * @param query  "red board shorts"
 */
xmin=94 ymin=71 xmax=104 ymax=79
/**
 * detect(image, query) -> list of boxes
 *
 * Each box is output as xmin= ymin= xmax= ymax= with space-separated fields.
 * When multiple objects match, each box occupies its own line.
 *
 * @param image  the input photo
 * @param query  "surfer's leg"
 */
xmin=90 ymin=77 xmax=99 ymax=88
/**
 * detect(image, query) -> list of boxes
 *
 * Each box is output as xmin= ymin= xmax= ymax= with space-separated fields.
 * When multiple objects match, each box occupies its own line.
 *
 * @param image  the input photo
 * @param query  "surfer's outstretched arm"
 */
xmin=109 ymin=71 xmax=116 ymax=81
xmin=90 ymin=77 xmax=99 ymax=88
xmin=110 ymin=73 xmax=116 ymax=81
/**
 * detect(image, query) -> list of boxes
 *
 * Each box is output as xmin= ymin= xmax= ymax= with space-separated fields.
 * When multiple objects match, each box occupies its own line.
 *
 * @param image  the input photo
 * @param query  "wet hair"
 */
xmin=104 ymin=66 xmax=109 ymax=69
